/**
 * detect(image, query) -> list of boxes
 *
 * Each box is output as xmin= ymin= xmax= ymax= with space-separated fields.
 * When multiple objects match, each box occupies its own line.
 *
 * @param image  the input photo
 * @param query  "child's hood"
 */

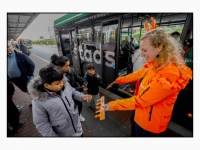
xmin=27 ymin=75 xmax=67 ymax=100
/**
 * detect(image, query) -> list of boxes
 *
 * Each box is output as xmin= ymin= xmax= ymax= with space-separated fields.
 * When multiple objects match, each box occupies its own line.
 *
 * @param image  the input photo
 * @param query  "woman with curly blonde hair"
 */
xmin=104 ymin=28 xmax=192 ymax=137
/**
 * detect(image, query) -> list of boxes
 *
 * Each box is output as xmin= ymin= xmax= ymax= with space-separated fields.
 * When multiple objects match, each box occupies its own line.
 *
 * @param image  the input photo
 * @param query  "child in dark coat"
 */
xmin=83 ymin=64 xmax=102 ymax=107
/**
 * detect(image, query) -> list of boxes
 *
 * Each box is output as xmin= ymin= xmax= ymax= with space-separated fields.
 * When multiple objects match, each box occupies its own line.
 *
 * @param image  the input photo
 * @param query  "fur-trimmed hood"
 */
xmin=27 ymin=75 xmax=67 ymax=100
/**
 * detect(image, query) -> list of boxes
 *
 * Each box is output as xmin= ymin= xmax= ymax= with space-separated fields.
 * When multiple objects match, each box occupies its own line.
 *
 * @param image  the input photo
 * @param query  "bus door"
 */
xmin=101 ymin=19 xmax=119 ymax=85
xmin=69 ymin=29 xmax=81 ymax=74
xmin=60 ymin=31 xmax=73 ymax=65
xmin=77 ymin=26 xmax=102 ymax=77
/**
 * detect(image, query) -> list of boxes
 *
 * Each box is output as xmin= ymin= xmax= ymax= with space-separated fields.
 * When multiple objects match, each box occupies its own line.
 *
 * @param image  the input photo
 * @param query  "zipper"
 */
xmin=149 ymin=105 xmax=153 ymax=121
xmin=65 ymin=96 xmax=71 ymax=106
xmin=139 ymin=87 xmax=150 ymax=98
xmin=57 ymin=95 xmax=76 ymax=133
xmin=138 ymin=72 xmax=146 ymax=86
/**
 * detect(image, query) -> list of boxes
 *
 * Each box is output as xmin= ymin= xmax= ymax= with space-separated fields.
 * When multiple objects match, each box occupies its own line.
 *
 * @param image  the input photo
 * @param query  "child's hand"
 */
xmin=82 ymin=85 xmax=88 ymax=91
xmin=82 ymin=94 xmax=92 ymax=101
xmin=95 ymin=74 xmax=100 ymax=78
xmin=104 ymin=103 xmax=111 ymax=111
xmin=83 ymin=87 xmax=88 ymax=91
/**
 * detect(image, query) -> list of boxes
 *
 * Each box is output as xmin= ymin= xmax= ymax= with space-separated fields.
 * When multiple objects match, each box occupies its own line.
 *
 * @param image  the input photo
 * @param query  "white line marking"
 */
xmin=31 ymin=53 xmax=50 ymax=64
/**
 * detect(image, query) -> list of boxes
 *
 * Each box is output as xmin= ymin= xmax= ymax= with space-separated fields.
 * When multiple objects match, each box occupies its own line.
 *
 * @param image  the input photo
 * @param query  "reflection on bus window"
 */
xmin=94 ymin=26 xmax=101 ymax=42
xmin=160 ymin=24 xmax=184 ymax=41
xmin=78 ymin=28 xmax=92 ymax=45
xmin=61 ymin=34 xmax=70 ymax=43
xmin=102 ymin=24 xmax=118 ymax=44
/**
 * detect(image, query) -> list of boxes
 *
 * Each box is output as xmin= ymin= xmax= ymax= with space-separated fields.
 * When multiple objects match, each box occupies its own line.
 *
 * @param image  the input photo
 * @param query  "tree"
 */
xmin=39 ymin=36 xmax=44 ymax=40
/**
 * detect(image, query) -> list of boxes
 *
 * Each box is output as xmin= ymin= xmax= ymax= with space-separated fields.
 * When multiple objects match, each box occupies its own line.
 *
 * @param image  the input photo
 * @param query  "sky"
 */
xmin=18 ymin=14 xmax=66 ymax=41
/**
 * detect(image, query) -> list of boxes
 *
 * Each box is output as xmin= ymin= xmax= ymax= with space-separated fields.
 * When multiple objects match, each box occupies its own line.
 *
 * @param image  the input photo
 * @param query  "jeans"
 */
xmin=130 ymin=110 xmax=154 ymax=137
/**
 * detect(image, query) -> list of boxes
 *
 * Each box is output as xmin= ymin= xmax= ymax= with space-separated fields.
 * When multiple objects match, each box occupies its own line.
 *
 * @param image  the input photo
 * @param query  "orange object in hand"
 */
xmin=95 ymin=96 xmax=105 ymax=121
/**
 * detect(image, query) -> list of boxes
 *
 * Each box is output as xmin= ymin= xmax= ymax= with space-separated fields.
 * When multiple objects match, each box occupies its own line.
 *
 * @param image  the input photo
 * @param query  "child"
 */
xmin=27 ymin=64 xmax=92 ymax=137
xmin=51 ymin=54 xmax=87 ymax=122
xmin=83 ymin=63 xmax=102 ymax=107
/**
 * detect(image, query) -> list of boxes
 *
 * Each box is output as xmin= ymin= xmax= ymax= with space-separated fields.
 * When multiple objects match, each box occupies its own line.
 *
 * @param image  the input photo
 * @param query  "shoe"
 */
xmin=80 ymin=114 xmax=85 ymax=122
xmin=13 ymin=119 xmax=26 ymax=133
xmin=16 ymin=105 xmax=24 ymax=110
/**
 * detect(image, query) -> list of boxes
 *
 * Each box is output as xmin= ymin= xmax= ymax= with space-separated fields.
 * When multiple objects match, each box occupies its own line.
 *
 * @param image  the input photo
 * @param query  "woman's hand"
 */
xmin=104 ymin=103 xmax=111 ymax=111
xmin=82 ymin=94 xmax=92 ymax=101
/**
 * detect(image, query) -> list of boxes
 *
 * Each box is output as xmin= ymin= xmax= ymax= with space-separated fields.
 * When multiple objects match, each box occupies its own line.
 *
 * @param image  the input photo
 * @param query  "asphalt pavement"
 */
xmin=30 ymin=44 xmax=58 ymax=62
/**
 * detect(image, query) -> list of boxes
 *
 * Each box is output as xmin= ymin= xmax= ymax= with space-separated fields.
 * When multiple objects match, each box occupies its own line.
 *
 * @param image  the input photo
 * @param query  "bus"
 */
xmin=54 ymin=13 xmax=193 ymax=131
xmin=19 ymin=38 xmax=33 ymax=49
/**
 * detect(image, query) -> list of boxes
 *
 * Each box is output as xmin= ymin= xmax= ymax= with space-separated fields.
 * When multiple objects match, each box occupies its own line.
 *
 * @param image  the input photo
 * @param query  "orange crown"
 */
xmin=144 ymin=17 xmax=157 ymax=32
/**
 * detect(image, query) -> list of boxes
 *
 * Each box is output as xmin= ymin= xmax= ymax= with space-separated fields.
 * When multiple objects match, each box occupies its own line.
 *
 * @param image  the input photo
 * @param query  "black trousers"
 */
xmin=7 ymin=95 xmax=19 ymax=129
xmin=74 ymin=100 xmax=82 ymax=115
xmin=130 ymin=110 xmax=154 ymax=137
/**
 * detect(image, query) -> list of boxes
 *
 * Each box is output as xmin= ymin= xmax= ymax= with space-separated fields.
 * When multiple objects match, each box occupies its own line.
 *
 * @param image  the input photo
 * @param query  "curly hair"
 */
xmin=140 ymin=28 xmax=185 ymax=76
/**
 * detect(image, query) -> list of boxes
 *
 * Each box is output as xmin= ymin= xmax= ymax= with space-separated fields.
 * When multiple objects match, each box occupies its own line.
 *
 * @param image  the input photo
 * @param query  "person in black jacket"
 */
xmin=19 ymin=40 xmax=29 ymax=56
xmin=8 ymin=42 xmax=35 ymax=106
xmin=8 ymin=42 xmax=35 ymax=92
xmin=83 ymin=63 xmax=102 ymax=107
xmin=7 ymin=77 xmax=26 ymax=136
xmin=50 ymin=54 xmax=87 ymax=122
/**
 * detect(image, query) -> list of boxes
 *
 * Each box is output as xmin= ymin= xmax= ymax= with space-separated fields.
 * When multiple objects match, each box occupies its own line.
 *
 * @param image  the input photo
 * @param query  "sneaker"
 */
xmin=16 ymin=105 xmax=24 ymax=110
xmin=80 ymin=114 xmax=85 ymax=122
xmin=13 ymin=119 xmax=26 ymax=133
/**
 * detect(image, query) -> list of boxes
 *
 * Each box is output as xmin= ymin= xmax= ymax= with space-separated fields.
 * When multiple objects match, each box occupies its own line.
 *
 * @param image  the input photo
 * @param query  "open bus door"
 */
xmin=69 ymin=29 xmax=81 ymax=74
xmin=60 ymin=31 xmax=73 ymax=65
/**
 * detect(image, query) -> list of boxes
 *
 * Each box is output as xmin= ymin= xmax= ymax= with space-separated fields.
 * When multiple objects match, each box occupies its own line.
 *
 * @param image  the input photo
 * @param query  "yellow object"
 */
xmin=95 ymin=96 xmax=105 ymax=121
xmin=144 ymin=17 xmax=157 ymax=32
xmin=20 ymin=38 xmax=24 ymax=42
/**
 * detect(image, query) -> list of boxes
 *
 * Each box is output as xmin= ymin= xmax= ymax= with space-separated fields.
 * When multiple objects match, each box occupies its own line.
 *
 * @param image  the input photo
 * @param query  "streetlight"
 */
xmin=48 ymin=26 xmax=53 ymax=47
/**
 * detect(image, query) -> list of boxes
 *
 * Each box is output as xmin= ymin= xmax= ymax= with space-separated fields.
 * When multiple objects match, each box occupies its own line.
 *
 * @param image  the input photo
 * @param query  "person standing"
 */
xmin=50 ymin=54 xmax=87 ymax=122
xmin=130 ymin=47 xmax=146 ymax=92
xmin=171 ymin=31 xmax=180 ymax=40
xmin=7 ymin=77 xmax=26 ymax=136
xmin=8 ymin=42 xmax=35 ymax=106
xmin=83 ymin=64 xmax=102 ymax=107
xmin=104 ymin=28 xmax=192 ymax=137
xmin=19 ymin=39 xmax=29 ymax=56
xmin=28 ymin=64 xmax=92 ymax=136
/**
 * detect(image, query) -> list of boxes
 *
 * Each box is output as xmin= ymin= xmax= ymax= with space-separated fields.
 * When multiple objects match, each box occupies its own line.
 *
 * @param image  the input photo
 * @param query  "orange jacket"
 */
xmin=109 ymin=62 xmax=192 ymax=133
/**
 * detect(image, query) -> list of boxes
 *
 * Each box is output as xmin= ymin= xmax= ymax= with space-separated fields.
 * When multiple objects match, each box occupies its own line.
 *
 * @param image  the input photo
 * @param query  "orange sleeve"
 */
xmin=109 ymin=73 xmax=179 ymax=111
xmin=117 ymin=67 xmax=145 ymax=84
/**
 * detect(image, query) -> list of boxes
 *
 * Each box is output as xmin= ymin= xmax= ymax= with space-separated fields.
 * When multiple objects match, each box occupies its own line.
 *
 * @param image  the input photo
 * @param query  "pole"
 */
xmin=48 ymin=27 xmax=53 ymax=47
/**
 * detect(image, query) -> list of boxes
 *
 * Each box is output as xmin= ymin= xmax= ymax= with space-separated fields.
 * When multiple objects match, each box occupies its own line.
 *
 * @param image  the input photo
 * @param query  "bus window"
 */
xmin=131 ymin=27 xmax=141 ymax=42
xmin=102 ymin=22 xmax=118 ymax=84
xmin=78 ymin=27 xmax=92 ymax=45
xmin=120 ymin=28 xmax=129 ymax=72
xmin=94 ymin=26 xmax=101 ymax=42
xmin=102 ymin=24 xmax=118 ymax=44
